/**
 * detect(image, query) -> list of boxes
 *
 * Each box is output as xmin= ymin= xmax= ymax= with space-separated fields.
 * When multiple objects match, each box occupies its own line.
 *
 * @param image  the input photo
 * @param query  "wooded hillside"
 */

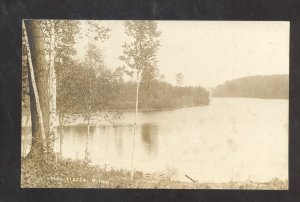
xmin=212 ymin=74 xmax=288 ymax=99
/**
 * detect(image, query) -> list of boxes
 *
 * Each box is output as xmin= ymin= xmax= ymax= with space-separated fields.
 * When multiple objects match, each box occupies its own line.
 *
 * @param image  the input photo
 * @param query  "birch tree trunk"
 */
xmin=130 ymin=70 xmax=140 ymax=179
xmin=22 ymin=21 xmax=47 ymax=158
xmin=48 ymin=20 xmax=57 ymax=154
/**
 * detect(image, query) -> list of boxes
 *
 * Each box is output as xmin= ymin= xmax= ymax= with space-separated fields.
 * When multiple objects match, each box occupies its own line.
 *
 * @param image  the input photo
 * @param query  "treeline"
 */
xmin=40 ymin=60 xmax=210 ymax=114
xmin=118 ymin=81 xmax=210 ymax=110
xmin=23 ymin=56 xmax=210 ymax=117
xmin=212 ymin=74 xmax=288 ymax=99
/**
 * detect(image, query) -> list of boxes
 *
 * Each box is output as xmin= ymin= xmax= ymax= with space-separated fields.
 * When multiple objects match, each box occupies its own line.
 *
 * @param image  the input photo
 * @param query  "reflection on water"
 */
xmin=21 ymin=98 xmax=288 ymax=183
xmin=112 ymin=126 xmax=124 ymax=157
xmin=141 ymin=123 xmax=158 ymax=155
xmin=63 ymin=125 xmax=96 ymax=136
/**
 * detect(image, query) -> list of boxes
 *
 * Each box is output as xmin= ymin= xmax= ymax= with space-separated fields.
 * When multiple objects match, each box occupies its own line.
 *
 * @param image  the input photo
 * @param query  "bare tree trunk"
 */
xmin=23 ymin=20 xmax=49 ymax=157
xmin=131 ymin=70 xmax=140 ymax=179
xmin=48 ymin=20 xmax=57 ymax=154
xmin=22 ymin=21 xmax=47 ymax=158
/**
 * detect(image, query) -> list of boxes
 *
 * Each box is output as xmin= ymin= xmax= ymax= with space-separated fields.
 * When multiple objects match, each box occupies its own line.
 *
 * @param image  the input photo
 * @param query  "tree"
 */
xmin=22 ymin=20 xmax=81 ymax=158
xmin=54 ymin=21 xmax=79 ymax=156
xmin=80 ymin=41 xmax=126 ymax=160
xmin=45 ymin=20 xmax=112 ymax=158
xmin=25 ymin=20 xmax=80 ymax=157
xmin=119 ymin=20 xmax=160 ymax=178
xmin=23 ymin=20 xmax=49 ymax=158
xmin=159 ymin=74 xmax=166 ymax=82
xmin=176 ymin=72 xmax=184 ymax=87
xmin=22 ymin=32 xmax=32 ymax=157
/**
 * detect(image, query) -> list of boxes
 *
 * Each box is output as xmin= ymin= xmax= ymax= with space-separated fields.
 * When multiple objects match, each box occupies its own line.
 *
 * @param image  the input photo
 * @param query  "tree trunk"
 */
xmin=85 ymin=73 xmax=92 ymax=161
xmin=130 ymin=70 xmax=140 ymax=179
xmin=23 ymin=20 xmax=50 ymax=158
xmin=48 ymin=20 xmax=57 ymax=154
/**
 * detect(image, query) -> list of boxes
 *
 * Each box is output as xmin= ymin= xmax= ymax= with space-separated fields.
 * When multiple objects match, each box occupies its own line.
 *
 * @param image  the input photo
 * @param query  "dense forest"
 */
xmin=212 ymin=74 xmax=288 ymax=99
xmin=117 ymin=81 xmax=209 ymax=110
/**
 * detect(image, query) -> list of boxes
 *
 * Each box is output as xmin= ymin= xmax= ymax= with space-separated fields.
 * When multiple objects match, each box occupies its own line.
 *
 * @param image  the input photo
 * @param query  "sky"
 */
xmin=74 ymin=20 xmax=290 ymax=88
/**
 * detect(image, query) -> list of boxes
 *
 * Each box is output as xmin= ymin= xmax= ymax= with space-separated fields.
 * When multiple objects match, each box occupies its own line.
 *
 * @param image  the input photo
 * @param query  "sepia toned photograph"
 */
xmin=21 ymin=20 xmax=289 ymax=189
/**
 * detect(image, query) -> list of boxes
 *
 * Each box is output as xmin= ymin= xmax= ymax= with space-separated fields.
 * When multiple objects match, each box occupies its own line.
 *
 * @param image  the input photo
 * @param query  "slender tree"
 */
xmin=119 ymin=20 xmax=161 ymax=179
xmin=80 ymin=22 xmax=111 ymax=160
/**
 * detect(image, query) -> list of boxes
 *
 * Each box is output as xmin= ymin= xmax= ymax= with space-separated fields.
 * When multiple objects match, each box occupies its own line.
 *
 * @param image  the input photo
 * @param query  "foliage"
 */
xmin=38 ymin=20 xmax=80 ymax=65
xmin=81 ymin=43 xmax=121 ymax=121
xmin=119 ymin=20 xmax=161 ymax=93
xmin=49 ymin=20 xmax=80 ymax=118
xmin=213 ymin=74 xmax=288 ymax=99
xmin=55 ymin=59 xmax=122 ymax=120
xmin=85 ymin=20 xmax=111 ymax=42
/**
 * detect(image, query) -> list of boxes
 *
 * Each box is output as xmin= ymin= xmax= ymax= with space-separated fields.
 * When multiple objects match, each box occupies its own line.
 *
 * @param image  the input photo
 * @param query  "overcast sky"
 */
xmin=75 ymin=20 xmax=289 ymax=88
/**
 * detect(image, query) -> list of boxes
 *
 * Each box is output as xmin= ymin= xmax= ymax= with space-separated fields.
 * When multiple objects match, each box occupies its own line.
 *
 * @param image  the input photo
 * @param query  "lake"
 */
xmin=21 ymin=97 xmax=288 ymax=183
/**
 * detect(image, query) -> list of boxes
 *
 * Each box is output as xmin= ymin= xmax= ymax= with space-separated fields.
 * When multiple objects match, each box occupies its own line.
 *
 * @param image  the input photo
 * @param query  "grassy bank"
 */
xmin=21 ymin=157 xmax=287 ymax=189
xmin=21 ymin=157 xmax=195 ymax=189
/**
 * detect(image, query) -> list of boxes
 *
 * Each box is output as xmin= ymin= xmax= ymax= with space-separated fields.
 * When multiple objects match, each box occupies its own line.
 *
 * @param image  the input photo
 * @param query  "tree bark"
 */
xmin=23 ymin=20 xmax=50 ymax=158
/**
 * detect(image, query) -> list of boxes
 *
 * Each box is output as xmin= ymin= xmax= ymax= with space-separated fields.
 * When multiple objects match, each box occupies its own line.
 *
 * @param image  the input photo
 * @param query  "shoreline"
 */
xmin=120 ymin=103 xmax=208 ymax=112
xmin=211 ymin=96 xmax=288 ymax=100
xmin=21 ymin=104 xmax=209 ymax=127
xmin=21 ymin=157 xmax=288 ymax=189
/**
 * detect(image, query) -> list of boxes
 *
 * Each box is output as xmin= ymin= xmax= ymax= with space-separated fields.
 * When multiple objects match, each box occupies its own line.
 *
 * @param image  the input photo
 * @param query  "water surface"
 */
xmin=22 ymin=97 xmax=288 ymax=183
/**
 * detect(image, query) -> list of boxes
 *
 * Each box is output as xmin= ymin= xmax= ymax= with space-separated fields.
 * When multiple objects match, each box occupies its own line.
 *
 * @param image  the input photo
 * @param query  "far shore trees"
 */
xmin=176 ymin=72 xmax=184 ymax=87
xmin=213 ymin=75 xmax=288 ymax=99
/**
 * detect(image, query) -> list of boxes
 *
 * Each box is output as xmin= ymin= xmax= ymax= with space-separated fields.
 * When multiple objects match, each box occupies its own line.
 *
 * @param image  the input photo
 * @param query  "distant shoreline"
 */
xmin=211 ymin=96 xmax=288 ymax=100
xmin=120 ymin=104 xmax=209 ymax=112
xmin=212 ymin=74 xmax=288 ymax=99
